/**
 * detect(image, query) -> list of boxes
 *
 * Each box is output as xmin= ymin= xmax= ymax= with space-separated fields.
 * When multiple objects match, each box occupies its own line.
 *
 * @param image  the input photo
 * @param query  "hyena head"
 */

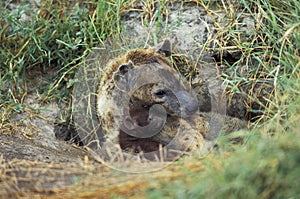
xmin=97 ymin=40 xmax=203 ymax=155
xmin=112 ymin=48 xmax=199 ymax=119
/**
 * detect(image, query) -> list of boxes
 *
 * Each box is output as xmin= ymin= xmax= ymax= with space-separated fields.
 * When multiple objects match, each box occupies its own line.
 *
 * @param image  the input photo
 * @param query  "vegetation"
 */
xmin=0 ymin=0 xmax=299 ymax=198
xmin=139 ymin=0 xmax=300 ymax=198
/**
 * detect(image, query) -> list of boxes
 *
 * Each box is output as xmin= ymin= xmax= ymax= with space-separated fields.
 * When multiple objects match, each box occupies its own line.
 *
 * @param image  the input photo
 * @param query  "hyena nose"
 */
xmin=175 ymin=91 xmax=199 ymax=116
xmin=185 ymin=99 xmax=199 ymax=114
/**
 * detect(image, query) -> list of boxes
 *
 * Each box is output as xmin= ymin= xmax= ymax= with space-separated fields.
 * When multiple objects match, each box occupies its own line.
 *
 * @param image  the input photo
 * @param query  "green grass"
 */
xmin=140 ymin=0 xmax=300 ymax=198
xmin=144 ymin=132 xmax=300 ymax=199
xmin=201 ymin=0 xmax=300 ymax=123
xmin=0 ymin=0 xmax=299 ymax=197
xmin=143 ymin=81 xmax=300 ymax=198
xmin=0 ymin=0 xmax=130 ymax=116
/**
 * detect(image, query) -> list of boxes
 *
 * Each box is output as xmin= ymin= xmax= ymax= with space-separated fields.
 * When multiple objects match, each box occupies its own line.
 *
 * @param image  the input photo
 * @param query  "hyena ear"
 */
xmin=117 ymin=60 xmax=134 ymax=75
xmin=155 ymin=39 xmax=172 ymax=57
xmin=113 ymin=60 xmax=134 ymax=91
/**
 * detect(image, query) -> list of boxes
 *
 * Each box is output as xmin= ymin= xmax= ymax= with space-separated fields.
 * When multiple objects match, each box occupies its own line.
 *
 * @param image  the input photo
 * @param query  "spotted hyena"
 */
xmin=96 ymin=40 xmax=209 ymax=157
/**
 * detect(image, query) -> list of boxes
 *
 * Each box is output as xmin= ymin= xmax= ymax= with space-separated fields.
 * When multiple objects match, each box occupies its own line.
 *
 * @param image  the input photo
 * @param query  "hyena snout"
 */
xmin=175 ymin=91 xmax=199 ymax=117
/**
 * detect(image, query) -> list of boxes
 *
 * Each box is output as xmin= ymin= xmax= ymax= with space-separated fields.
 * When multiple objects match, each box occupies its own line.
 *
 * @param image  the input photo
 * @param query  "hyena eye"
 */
xmin=150 ymin=58 xmax=159 ymax=63
xmin=155 ymin=89 xmax=167 ymax=98
xmin=143 ymin=104 xmax=150 ymax=108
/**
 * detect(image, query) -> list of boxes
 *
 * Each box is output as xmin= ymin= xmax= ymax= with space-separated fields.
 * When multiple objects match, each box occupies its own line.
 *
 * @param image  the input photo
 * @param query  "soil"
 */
xmin=0 ymin=99 xmax=86 ymax=163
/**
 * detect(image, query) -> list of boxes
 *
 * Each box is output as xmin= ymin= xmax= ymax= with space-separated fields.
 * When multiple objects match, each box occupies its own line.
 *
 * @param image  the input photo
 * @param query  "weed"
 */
xmin=0 ymin=0 xmax=129 ymax=128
